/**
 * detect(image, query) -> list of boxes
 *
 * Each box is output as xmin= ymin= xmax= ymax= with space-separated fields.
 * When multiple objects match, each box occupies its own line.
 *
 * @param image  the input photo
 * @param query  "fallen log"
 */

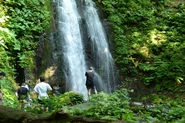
xmin=0 ymin=106 xmax=131 ymax=123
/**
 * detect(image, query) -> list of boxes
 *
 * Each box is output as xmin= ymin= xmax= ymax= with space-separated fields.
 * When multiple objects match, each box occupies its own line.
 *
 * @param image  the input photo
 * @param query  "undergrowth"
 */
xmin=64 ymin=88 xmax=185 ymax=123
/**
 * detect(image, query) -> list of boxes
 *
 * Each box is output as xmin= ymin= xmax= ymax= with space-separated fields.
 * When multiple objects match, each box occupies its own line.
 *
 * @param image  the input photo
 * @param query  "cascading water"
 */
xmin=54 ymin=0 xmax=118 ymax=99
xmin=56 ymin=0 xmax=87 ymax=98
xmin=81 ymin=0 xmax=117 ymax=92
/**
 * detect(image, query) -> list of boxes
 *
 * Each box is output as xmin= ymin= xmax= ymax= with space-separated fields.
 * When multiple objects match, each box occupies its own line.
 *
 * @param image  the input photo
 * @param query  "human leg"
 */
xmin=19 ymin=99 xmax=27 ymax=109
xmin=86 ymin=85 xmax=91 ymax=99
xmin=94 ymin=88 xmax=97 ymax=95
xmin=41 ymin=98 xmax=49 ymax=112
xmin=23 ymin=100 xmax=28 ymax=108
xmin=92 ymin=86 xmax=97 ymax=95
xmin=0 ymin=93 xmax=3 ymax=105
xmin=87 ymin=88 xmax=91 ymax=99
xmin=38 ymin=99 xmax=45 ymax=111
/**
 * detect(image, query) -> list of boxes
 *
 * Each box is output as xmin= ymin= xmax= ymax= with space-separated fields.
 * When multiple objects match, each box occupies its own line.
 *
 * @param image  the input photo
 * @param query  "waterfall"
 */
xmin=82 ymin=0 xmax=117 ymax=92
xmin=56 ymin=0 xmax=87 ymax=98
xmin=54 ymin=0 xmax=118 ymax=99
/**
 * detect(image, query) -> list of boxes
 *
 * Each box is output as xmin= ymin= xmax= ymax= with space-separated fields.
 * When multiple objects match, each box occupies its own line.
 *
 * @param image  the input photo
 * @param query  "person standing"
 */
xmin=34 ymin=77 xmax=52 ymax=111
xmin=85 ymin=67 xmax=97 ymax=100
xmin=0 ymin=72 xmax=5 ymax=105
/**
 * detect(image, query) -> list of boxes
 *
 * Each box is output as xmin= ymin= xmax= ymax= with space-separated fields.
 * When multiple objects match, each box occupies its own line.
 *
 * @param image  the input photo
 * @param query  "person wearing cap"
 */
xmin=85 ymin=67 xmax=97 ymax=100
xmin=0 ymin=72 xmax=5 ymax=105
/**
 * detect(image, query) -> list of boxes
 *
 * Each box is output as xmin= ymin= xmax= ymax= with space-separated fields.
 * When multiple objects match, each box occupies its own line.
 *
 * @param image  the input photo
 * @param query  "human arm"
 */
xmin=0 ymin=89 xmax=3 ymax=95
xmin=33 ymin=85 xmax=39 ymax=94
xmin=0 ymin=78 xmax=5 ymax=94
xmin=47 ymin=84 xmax=52 ymax=91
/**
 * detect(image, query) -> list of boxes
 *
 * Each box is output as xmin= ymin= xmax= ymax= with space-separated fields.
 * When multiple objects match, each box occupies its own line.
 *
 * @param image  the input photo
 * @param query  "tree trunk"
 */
xmin=0 ymin=106 xmax=131 ymax=123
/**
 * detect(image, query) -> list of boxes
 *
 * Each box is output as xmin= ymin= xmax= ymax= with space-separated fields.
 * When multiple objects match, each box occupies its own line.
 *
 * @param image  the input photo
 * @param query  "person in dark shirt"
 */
xmin=53 ymin=84 xmax=62 ymax=97
xmin=17 ymin=83 xmax=29 ymax=108
xmin=85 ymin=67 xmax=97 ymax=100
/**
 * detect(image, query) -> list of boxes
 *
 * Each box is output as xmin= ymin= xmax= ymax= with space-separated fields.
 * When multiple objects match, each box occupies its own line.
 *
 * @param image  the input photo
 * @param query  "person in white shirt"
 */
xmin=34 ymin=77 xmax=52 ymax=111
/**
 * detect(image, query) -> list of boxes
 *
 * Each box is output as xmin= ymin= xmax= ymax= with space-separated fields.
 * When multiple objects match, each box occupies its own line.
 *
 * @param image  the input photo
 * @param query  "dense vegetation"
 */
xmin=0 ymin=0 xmax=50 ymax=79
xmin=66 ymin=89 xmax=185 ymax=122
xmin=0 ymin=0 xmax=51 ymax=106
xmin=95 ymin=0 xmax=185 ymax=92
xmin=0 ymin=0 xmax=185 ymax=122
xmin=24 ymin=89 xmax=185 ymax=122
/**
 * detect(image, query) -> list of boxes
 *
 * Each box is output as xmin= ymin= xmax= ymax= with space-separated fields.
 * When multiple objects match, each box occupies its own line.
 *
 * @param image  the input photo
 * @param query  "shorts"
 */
xmin=86 ymin=85 xmax=96 ymax=90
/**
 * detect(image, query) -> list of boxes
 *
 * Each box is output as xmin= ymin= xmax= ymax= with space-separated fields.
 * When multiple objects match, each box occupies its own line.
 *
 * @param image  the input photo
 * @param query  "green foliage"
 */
xmin=97 ymin=0 xmax=185 ymax=91
xmin=145 ymin=101 xmax=185 ymax=122
xmin=59 ymin=91 xmax=84 ymax=105
xmin=0 ymin=0 xmax=51 ymax=109
xmin=67 ymin=89 xmax=137 ymax=122
xmin=68 ymin=92 xmax=84 ymax=105
xmin=25 ymin=98 xmax=46 ymax=114
xmin=1 ymin=77 xmax=19 ymax=108
xmin=1 ymin=0 xmax=51 ymax=74
xmin=26 ymin=91 xmax=84 ymax=114
xmin=0 ymin=27 xmax=19 ymax=75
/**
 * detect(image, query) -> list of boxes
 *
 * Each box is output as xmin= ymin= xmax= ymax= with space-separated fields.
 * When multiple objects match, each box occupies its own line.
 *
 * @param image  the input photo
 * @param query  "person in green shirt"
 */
xmin=0 ymin=72 xmax=5 ymax=105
